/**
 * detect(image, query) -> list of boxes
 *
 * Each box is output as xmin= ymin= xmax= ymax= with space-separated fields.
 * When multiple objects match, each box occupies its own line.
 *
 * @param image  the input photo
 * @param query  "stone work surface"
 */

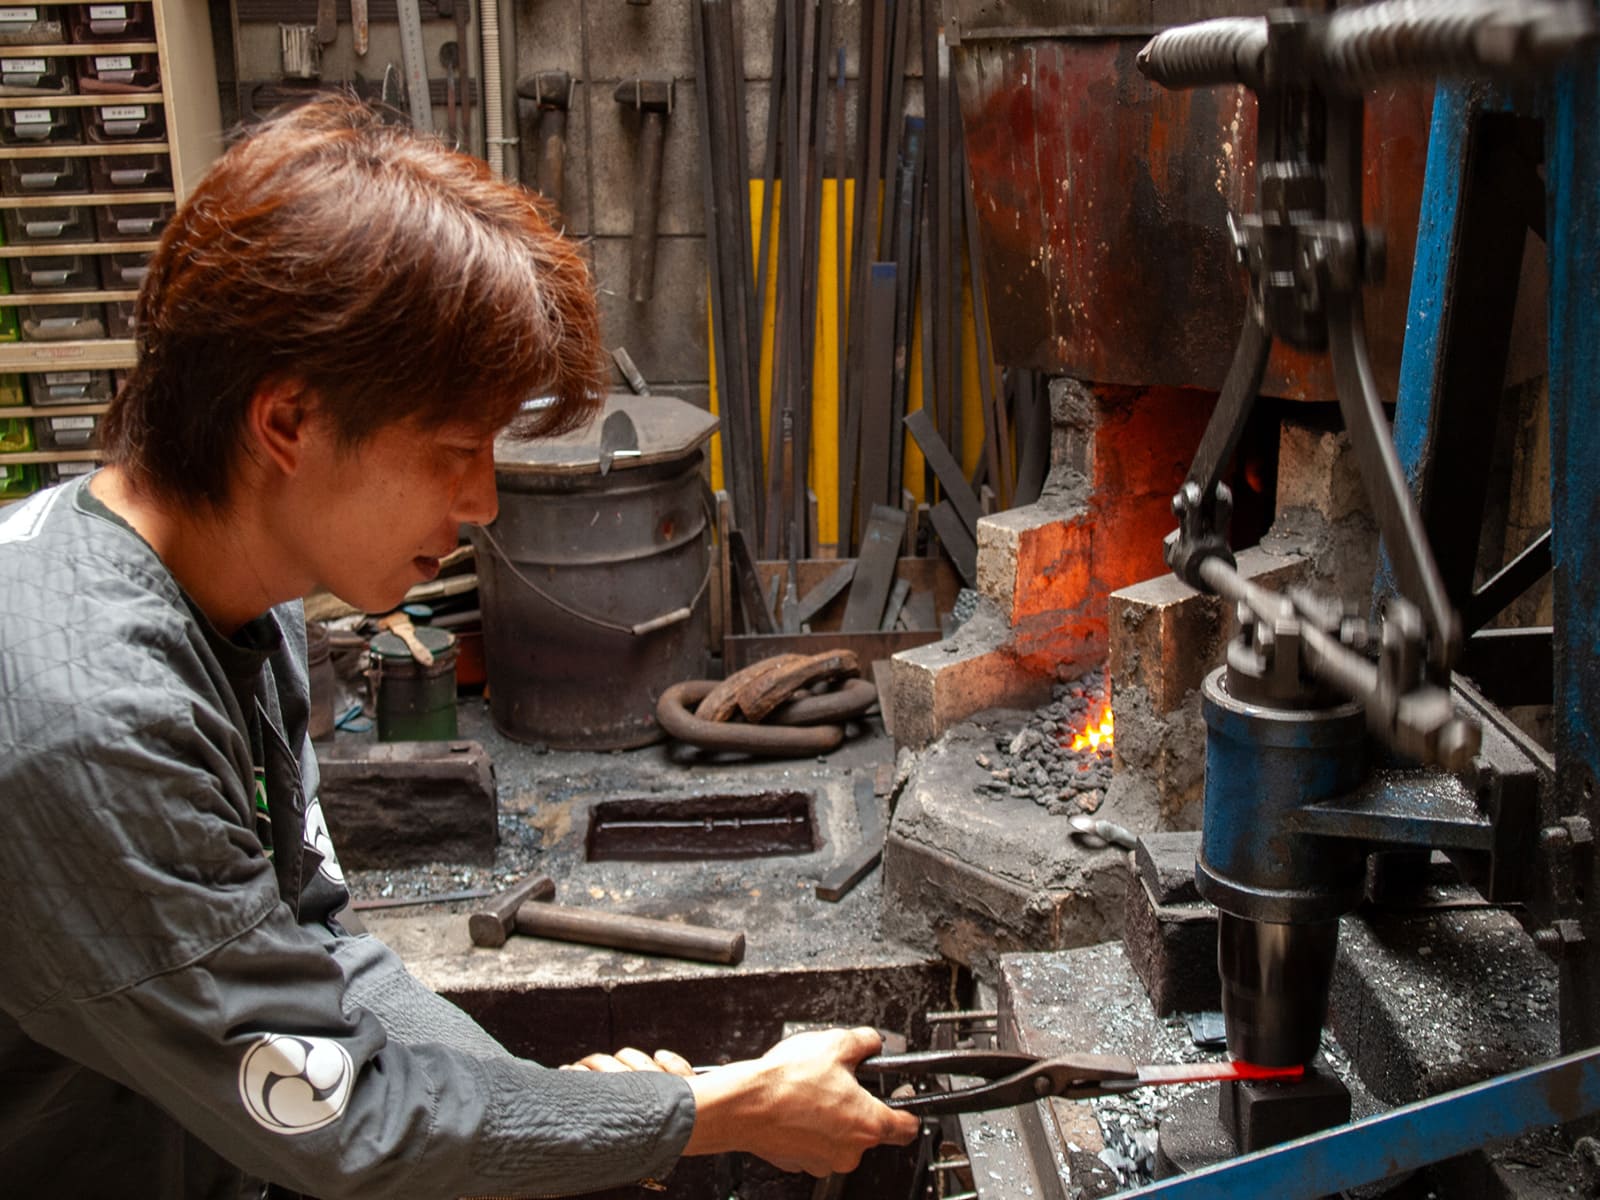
xmin=882 ymin=706 xmax=1130 ymax=978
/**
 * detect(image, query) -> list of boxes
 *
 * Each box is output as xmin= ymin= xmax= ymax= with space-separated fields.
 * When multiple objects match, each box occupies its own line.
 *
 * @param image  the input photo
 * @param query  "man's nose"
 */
xmin=454 ymin=445 xmax=499 ymax=526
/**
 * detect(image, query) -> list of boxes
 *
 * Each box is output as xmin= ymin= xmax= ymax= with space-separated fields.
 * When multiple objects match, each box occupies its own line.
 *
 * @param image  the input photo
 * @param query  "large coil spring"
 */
xmin=1139 ymin=0 xmax=1594 ymax=94
xmin=1136 ymin=17 xmax=1268 ymax=90
xmin=1320 ymin=0 xmax=1589 ymax=89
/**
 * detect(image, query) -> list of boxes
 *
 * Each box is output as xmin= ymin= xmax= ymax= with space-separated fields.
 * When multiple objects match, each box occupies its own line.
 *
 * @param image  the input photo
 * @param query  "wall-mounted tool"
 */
xmin=614 ymin=76 xmax=673 ymax=302
xmin=395 ymin=0 xmax=433 ymax=132
xmin=517 ymin=69 xmax=573 ymax=220
xmin=351 ymin=0 xmax=368 ymax=55
xmin=279 ymin=24 xmax=321 ymax=80
xmin=440 ymin=42 xmax=460 ymax=147
xmin=314 ymin=0 xmax=336 ymax=47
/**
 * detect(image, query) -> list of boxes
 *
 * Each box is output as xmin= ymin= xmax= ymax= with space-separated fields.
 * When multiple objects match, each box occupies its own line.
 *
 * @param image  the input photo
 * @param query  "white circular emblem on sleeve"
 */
xmin=239 ymin=1034 xmax=354 ymax=1134
xmin=302 ymin=796 xmax=346 ymax=885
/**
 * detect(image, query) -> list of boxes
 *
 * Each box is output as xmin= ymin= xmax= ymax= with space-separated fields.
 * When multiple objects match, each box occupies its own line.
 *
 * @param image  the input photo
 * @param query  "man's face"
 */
xmin=286 ymin=412 xmax=500 ymax=614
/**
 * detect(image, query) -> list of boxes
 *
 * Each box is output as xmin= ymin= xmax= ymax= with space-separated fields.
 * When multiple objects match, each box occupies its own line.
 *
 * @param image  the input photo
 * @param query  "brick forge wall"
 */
xmin=979 ymin=377 xmax=1217 ymax=680
xmin=889 ymin=376 xmax=1218 ymax=749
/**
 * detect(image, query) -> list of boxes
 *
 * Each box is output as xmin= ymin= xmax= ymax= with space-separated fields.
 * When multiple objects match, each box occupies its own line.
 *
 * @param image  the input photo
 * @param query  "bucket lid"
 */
xmin=371 ymin=626 xmax=456 ymax=661
xmin=492 ymin=392 xmax=719 ymax=477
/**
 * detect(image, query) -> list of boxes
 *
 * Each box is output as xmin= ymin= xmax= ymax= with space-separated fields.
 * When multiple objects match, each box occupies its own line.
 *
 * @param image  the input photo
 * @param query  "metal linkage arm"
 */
xmin=1198 ymin=556 xmax=1480 ymax=770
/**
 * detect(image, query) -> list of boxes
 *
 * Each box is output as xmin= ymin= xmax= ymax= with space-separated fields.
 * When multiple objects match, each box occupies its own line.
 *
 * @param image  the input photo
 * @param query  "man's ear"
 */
xmin=244 ymin=376 xmax=317 ymax=478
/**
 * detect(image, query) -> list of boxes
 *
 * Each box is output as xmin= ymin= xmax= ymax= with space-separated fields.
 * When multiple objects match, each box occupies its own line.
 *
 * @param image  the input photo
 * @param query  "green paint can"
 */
xmin=370 ymin=626 xmax=459 ymax=742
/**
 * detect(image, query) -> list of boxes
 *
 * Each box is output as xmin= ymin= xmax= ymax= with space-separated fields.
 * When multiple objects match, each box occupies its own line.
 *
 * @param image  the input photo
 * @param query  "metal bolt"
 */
xmin=1540 ymin=824 xmax=1573 ymax=850
xmin=1534 ymin=919 xmax=1586 ymax=959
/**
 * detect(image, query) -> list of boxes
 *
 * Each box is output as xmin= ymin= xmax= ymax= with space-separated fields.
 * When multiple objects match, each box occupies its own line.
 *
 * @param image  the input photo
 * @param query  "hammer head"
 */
xmin=518 ymin=69 xmax=572 ymax=110
xmin=614 ymin=77 xmax=674 ymax=114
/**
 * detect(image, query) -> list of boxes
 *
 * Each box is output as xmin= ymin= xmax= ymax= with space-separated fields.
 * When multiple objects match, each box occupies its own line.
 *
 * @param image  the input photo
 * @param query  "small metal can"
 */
xmin=370 ymin=626 xmax=459 ymax=742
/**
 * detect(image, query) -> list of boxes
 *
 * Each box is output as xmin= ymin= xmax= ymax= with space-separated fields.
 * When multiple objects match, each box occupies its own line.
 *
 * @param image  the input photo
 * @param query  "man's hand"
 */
xmin=561 ymin=1047 xmax=695 ymax=1076
xmin=683 ymin=1027 xmax=921 ymax=1176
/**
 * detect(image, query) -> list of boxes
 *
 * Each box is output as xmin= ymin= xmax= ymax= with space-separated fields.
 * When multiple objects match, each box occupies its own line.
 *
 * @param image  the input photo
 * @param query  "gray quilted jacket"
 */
xmin=0 ymin=477 xmax=694 ymax=1199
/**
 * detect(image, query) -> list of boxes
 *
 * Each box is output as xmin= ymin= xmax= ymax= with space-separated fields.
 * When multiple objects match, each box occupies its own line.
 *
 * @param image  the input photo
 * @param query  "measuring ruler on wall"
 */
xmin=395 ymin=0 xmax=433 ymax=133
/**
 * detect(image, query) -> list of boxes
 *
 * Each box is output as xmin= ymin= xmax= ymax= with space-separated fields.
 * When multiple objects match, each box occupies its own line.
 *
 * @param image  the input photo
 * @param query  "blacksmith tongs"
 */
xmin=857 ymin=1049 xmax=1304 ymax=1115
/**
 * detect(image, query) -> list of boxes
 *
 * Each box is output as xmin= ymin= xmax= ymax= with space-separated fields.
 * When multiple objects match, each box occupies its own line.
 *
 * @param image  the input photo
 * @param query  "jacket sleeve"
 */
xmin=0 ymin=690 xmax=695 ymax=1200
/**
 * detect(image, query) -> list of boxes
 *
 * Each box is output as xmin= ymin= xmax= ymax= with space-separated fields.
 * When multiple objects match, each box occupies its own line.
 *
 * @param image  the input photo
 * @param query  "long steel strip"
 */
xmin=1122 ymin=1046 xmax=1600 ymax=1199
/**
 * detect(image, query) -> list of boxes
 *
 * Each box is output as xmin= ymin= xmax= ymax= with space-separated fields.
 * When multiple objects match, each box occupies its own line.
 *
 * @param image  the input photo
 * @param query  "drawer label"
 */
xmin=101 ymin=105 xmax=147 ymax=121
xmin=12 ymin=109 xmax=51 ymax=125
xmin=94 ymin=55 xmax=134 ymax=71
xmin=1 ymin=58 xmax=46 ymax=73
xmin=0 ymin=9 xmax=41 ymax=22
xmin=88 ymin=5 xmax=127 ymax=19
xmin=50 ymin=417 xmax=96 ymax=432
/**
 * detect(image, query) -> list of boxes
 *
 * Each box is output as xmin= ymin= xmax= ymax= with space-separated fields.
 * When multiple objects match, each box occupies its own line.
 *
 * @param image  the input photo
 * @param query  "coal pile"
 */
xmin=972 ymin=671 xmax=1113 ymax=816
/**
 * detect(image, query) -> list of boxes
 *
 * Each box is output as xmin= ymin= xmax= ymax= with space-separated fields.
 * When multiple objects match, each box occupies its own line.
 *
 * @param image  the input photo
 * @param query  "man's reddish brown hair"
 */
xmin=102 ymin=95 xmax=606 ymax=507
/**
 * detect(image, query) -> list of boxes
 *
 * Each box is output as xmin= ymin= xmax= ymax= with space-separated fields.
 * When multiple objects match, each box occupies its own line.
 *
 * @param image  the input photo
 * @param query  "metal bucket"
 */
xmin=472 ymin=448 xmax=711 ymax=749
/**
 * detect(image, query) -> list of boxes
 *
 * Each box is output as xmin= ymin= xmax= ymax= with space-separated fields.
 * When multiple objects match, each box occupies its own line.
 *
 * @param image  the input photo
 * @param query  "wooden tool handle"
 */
xmin=467 ymin=875 xmax=555 ymax=947
xmin=380 ymin=613 xmax=435 ymax=666
xmin=513 ymin=902 xmax=745 ymax=965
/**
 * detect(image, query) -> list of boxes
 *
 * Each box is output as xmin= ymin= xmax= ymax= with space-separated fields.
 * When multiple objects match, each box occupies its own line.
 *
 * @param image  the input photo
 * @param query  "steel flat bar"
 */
xmin=842 ymin=504 xmax=908 ymax=632
xmin=934 ymin=38 xmax=960 ymax=464
xmin=691 ymin=2 xmax=741 ymax=529
xmin=879 ymin=0 xmax=910 ymax=260
xmin=1122 ymin=1046 xmax=1600 ymax=1200
xmin=960 ymin=122 xmax=1011 ymax=508
xmin=794 ymin=560 xmax=856 ymax=627
xmin=751 ymin=0 xmax=786 ymax=408
xmin=904 ymin=408 xmax=979 ymax=533
xmin=889 ymin=117 xmax=925 ymax=504
xmin=833 ymin=46 xmax=848 ymax=552
xmin=916 ymin=197 xmax=940 ymax=503
xmin=1467 ymin=528 xmax=1552 ymax=634
xmin=933 ymin=32 xmax=954 ymax=446
xmin=795 ymin=0 xmax=832 ymax=559
xmin=816 ymin=776 xmax=885 ymax=902
xmin=857 ymin=264 xmax=899 ymax=521
xmin=927 ymin=500 xmax=977 ymax=587
xmin=878 ymin=577 xmax=912 ymax=632
xmin=728 ymin=528 xmax=778 ymax=635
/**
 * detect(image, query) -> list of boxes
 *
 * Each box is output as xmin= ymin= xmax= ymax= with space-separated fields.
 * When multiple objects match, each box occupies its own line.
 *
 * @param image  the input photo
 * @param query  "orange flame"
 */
xmin=1068 ymin=704 xmax=1115 ymax=753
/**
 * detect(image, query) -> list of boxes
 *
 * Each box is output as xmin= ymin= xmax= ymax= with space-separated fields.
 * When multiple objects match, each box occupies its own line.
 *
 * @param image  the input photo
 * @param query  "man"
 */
xmin=0 ymin=97 xmax=918 ymax=1197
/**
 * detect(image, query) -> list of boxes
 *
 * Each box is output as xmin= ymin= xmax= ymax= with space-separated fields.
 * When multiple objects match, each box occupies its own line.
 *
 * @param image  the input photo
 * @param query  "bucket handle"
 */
xmin=475 ymin=520 xmax=712 ymax=637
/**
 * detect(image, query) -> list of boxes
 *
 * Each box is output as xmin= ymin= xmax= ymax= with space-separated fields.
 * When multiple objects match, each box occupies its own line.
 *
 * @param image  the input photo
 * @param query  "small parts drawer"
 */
xmin=1 ymin=104 xmax=82 ymax=145
xmin=19 ymin=302 xmax=105 ymax=341
xmin=0 ymin=7 xmax=66 ymax=46
xmin=34 ymin=411 xmax=100 ymax=450
xmin=0 ymin=155 xmax=90 ymax=196
xmin=0 ymin=52 xmax=71 ymax=94
xmin=76 ymin=51 xmax=158 ymax=92
xmin=42 ymin=459 xmax=96 ymax=485
xmin=27 ymin=368 xmax=113 ymax=406
xmin=94 ymin=200 xmax=171 ymax=241
xmin=70 ymin=3 xmax=153 ymax=42
xmin=0 ymin=462 xmax=39 ymax=497
xmin=15 ymin=254 xmax=97 ymax=292
xmin=86 ymin=99 xmax=163 ymax=143
xmin=88 ymin=152 xmax=168 ymax=191
xmin=99 ymin=250 xmax=146 ymax=289
xmin=2 ymin=204 xmax=92 ymax=245
xmin=104 ymin=297 xmax=133 ymax=337
xmin=0 ymin=412 xmax=30 ymax=452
